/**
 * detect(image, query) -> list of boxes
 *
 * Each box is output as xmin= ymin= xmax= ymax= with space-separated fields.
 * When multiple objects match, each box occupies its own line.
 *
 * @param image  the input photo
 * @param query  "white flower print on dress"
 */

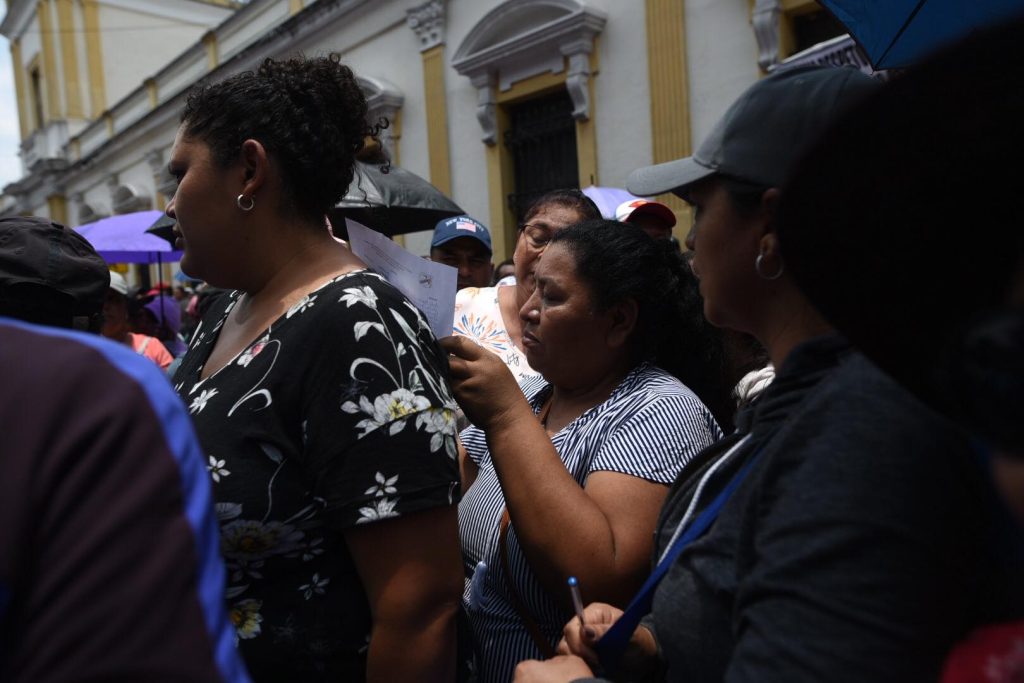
xmin=286 ymin=294 xmax=317 ymax=319
xmin=300 ymin=537 xmax=324 ymax=562
xmin=364 ymin=472 xmax=398 ymax=498
xmin=229 ymin=599 xmax=263 ymax=641
xmin=403 ymin=300 xmax=433 ymax=334
xmin=339 ymin=286 xmax=378 ymax=310
xmin=416 ymin=407 xmax=458 ymax=458
xmin=216 ymin=502 xmax=243 ymax=522
xmin=237 ymin=335 xmax=270 ymax=367
xmin=229 ymin=559 xmax=265 ymax=582
xmin=342 ymin=388 xmax=431 ymax=438
xmin=207 ymin=455 xmax=231 ymax=482
xmin=175 ymin=273 xmax=461 ymax=673
xmin=189 ymin=388 xmax=218 ymax=414
xmin=353 ymin=320 xmax=386 ymax=342
xmin=221 ymin=519 xmax=305 ymax=561
xmin=224 ymin=584 xmax=248 ymax=600
xmin=298 ymin=573 xmax=330 ymax=600
xmin=356 ymin=497 xmax=399 ymax=524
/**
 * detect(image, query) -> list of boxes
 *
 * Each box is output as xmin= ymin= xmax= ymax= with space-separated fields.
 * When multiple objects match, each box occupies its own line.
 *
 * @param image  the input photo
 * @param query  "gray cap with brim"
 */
xmin=626 ymin=156 xmax=716 ymax=200
xmin=627 ymin=65 xmax=880 ymax=199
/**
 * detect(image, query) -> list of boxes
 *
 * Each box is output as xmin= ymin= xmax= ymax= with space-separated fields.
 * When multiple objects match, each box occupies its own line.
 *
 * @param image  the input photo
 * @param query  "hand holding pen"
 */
xmin=557 ymin=597 xmax=625 ymax=673
xmin=568 ymin=576 xmax=586 ymax=629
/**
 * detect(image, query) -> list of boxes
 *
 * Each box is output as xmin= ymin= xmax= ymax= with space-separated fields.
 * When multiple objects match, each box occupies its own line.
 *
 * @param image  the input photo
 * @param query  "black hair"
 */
xmin=549 ymin=219 xmax=736 ymax=430
xmin=521 ymin=189 xmax=602 ymax=227
xmin=181 ymin=54 xmax=380 ymax=224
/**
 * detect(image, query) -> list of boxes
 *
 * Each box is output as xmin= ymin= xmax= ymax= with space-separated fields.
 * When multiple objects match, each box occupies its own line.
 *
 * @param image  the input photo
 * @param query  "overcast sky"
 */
xmin=0 ymin=36 xmax=22 ymax=189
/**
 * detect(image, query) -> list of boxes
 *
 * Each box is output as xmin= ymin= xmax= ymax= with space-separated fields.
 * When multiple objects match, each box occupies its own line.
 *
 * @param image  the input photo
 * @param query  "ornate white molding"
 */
xmin=563 ymin=47 xmax=592 ymax=120
xmin=471 ymin=73 xmax=498 ymax=145
xmin=406 ymin=0 xmax=445 ymax=52
xmin=452 ymin=0 xmax=606 ymax=145
xmin=752 ymin=0 xmax=782 ymax=72
xmin=112 ymin=183 xmax=152 ymax=214
xmin=146 ymin=149 xmax=178 ymax=199
xmin=144 ymin=149 xmax=164 ymax=174
xmin=72 ymin=191 xmax=108 ymax=223
xmin=0 ymin=0 xmax=37 ymax=40
xmin=78 ymin=204 xmax=99 ymax=223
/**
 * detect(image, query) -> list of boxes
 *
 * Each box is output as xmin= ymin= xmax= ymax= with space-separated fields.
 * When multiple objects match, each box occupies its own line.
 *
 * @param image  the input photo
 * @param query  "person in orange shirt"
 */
xmin=102 ymin=271 xmax=174 ymax=371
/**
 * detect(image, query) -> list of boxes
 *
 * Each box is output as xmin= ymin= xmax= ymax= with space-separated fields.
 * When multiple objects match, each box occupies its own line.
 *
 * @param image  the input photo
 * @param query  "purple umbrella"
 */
xmin=75 ymin=210 xmax=183 ymax=264
xmin=581 ymin=185 xmax=647 ymax=219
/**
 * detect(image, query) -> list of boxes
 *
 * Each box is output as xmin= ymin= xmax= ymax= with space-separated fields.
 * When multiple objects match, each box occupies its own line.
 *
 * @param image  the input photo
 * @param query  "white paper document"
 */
xmin=345 ymin=219 xmax=457 ymax=339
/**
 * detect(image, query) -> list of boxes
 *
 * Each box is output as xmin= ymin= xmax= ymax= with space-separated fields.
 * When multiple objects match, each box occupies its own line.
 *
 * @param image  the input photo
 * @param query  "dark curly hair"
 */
xmin=181 ymin=54 xmax=380 ymax=224
xmin=549 ymin=219 xmax=735 ymax=430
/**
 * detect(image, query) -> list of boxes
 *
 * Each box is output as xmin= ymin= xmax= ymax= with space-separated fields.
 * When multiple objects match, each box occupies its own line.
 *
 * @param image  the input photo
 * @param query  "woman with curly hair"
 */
xmin=167 ymin=55 xmax=463 ymax=682
xmin=443 ymin=220 xmax=722 ymax=682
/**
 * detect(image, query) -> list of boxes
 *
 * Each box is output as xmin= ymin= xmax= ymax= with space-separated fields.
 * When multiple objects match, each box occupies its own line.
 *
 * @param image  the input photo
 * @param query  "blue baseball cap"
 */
xmin=431 ymin=215 xmax=492 ymax=253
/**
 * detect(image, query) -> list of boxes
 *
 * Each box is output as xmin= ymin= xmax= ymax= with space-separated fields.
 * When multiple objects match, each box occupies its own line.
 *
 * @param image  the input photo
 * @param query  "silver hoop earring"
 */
xmin=236 ymin=194 xmax=255 ymax=212
xmin=755 ymin=252 xmax=784 ymax=280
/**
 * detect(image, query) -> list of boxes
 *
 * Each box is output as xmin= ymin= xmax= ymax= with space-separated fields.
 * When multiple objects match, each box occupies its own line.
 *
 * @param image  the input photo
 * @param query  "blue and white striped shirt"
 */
xmin=458 ymin=362 xmax=722 ymax=683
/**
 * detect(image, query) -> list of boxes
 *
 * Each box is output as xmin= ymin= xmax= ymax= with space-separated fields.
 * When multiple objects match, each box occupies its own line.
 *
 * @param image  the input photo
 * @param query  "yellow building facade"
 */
xmin=2 ymin=0 xmax=858 ymax=259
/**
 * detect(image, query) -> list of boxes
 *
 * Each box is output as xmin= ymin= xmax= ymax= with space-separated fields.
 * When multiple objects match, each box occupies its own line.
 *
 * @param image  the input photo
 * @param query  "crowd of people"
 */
xmin=1 ymin=13 xmax=1023 ymax=683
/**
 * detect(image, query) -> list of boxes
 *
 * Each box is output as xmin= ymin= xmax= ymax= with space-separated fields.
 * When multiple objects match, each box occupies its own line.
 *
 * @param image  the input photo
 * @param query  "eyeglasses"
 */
xmin=519 ymin=223 xmax=553 ymax=250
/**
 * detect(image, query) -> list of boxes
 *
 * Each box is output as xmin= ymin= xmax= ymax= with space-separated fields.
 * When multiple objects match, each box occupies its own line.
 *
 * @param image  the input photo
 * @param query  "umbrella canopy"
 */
xmin=334 ymin=161 xmax=464 ymax=237
xmin=821 ymin=0 xmax=1024 ymax=70
xmin=146 ymin=212 xmax=176 ymax=246
xmin=581 ymin=185 xmax=646 ymax=219
xmin=76 ymin=210 xmax=183 ymax=264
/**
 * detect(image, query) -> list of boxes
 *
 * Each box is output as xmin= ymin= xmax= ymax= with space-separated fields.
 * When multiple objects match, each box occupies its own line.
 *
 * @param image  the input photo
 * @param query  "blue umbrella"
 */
xmin=821 ymin=0 xmax=1024 ymax=70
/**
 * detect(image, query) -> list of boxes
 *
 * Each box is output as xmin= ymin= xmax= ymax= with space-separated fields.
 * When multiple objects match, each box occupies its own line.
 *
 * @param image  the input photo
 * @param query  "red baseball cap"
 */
xmin=614 ymin=199 xmax=676 ymax=228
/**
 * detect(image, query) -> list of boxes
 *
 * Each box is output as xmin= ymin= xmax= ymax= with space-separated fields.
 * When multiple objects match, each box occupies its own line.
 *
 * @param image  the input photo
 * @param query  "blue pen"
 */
xmin=568 ymin=576 xmax=586 ymax=627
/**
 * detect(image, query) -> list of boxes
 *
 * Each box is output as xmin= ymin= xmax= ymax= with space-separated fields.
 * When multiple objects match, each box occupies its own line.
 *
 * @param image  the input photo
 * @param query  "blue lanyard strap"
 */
xmin=594 ymin=445 xmax=762 ymax=673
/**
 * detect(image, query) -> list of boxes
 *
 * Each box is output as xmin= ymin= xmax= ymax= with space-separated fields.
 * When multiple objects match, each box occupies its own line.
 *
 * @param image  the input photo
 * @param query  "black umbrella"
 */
xmin=145 ymin=162 xmax=462 ymax=240
xmin=333 ymin=161 xmax=463 ymax=238
xmin=146 ymin=212 xmax=176 ymax=245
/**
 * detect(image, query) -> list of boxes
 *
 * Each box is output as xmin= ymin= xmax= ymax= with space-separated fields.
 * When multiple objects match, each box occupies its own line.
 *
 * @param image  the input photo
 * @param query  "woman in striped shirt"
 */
xmin=441 ymin=220 xmax=723 ymax=682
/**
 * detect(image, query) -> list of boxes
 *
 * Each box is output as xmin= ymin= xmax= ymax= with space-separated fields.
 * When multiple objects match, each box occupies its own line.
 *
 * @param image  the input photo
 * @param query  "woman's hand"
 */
xmin=557 ymin=602 xmax=622 ymax=668
xmin=513 ymin=655 xmax=594 ymax=683
xmin=558 ymin=603 xmax=659 ymax=678
xmin=440 ymin=335 xmax=530 ymax=431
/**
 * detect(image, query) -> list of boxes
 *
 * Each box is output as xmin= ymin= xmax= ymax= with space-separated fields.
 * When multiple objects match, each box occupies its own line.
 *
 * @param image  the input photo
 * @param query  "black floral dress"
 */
xmin=173 ymin=271 xmax=460 ymax=682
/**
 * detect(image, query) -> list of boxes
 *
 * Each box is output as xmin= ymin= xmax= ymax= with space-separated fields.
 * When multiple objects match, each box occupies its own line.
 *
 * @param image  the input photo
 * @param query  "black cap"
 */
xmin=0 ymin=216 xmax=109 ymax=322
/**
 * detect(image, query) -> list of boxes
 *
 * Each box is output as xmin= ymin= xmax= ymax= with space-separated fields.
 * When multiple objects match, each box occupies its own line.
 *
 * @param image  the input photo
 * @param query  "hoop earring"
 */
xmin=755 ymin=252 xmax=784 ymax=280
xmin=236 ymin=194 xmax=255 ymax=212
